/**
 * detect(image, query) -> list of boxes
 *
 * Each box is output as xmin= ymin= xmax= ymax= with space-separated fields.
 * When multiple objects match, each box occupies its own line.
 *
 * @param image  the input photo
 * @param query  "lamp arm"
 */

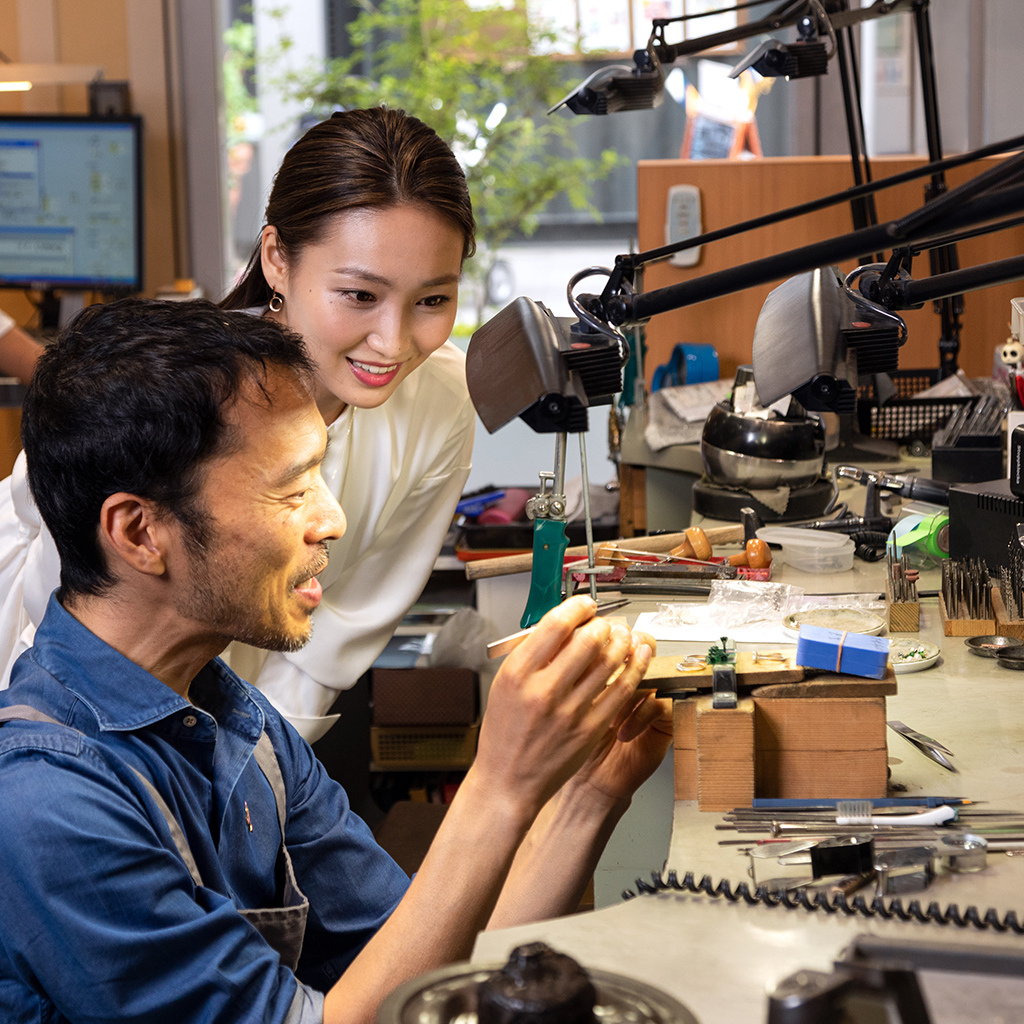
xmin=892 ymin=255 xmax=1024 ymax=310
xmin=612 ymin=181 xmax=1024 ymax=324
xmin=627 ymin=133 xmax=1024 ymax=271
xmin=649 ymin=0 xmax=917 ymax=65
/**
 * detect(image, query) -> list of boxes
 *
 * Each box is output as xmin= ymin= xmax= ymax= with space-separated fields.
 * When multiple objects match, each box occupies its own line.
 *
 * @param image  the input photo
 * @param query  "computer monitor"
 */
xmin=0 ymin=114 xmax=143 ymax=327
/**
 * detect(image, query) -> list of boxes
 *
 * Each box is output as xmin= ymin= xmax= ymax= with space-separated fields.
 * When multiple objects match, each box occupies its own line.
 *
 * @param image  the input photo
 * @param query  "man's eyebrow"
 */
xmin=272 ymin=437 xmax=329 ymax=488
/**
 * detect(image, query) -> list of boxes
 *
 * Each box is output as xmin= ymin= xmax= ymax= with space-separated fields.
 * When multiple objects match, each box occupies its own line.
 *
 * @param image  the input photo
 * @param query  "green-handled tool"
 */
xmin=521 ymin=433 xmax=569 ymax=628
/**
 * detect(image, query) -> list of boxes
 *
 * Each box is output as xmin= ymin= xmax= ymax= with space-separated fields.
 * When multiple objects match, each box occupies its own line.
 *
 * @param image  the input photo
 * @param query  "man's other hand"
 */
xmin=472 ymin=596 xmax=653 ymax=821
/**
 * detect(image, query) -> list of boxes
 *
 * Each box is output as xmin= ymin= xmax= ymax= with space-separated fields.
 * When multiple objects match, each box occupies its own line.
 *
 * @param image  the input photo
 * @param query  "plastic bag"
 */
xmin=704 ymin=579 xmax=805 ymax=628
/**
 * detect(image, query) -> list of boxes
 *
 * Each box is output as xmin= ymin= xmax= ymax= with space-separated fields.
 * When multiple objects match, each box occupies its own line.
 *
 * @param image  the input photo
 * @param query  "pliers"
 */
xmin=887 ymin=720 xmax=958 ymax=773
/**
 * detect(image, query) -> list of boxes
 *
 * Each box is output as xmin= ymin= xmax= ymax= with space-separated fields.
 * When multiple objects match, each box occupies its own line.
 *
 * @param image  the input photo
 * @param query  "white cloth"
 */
xmin=0 ymin=308 xmax=14 ymax=338
xmin=0 ymin=341 xmax=475 ymax=744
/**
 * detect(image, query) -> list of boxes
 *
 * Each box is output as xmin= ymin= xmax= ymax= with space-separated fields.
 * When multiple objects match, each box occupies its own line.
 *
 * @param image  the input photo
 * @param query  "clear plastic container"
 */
xmin=756 ymin=526 xmax=855 ymax=574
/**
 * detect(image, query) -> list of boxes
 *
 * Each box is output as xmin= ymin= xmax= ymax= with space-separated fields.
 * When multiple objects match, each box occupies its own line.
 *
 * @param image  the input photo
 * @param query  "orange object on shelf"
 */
xmin=745 ymin=538 xmax=773 ymax=569
xmin=685 ymin=526 xmax=712 ymax=561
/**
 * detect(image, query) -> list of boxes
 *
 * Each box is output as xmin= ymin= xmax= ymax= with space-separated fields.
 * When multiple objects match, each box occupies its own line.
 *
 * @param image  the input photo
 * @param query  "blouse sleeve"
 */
xmin=0 ymin=451 xmax=62 ymax=690
xmin=247 ymin=350 xmax=476 ymax=743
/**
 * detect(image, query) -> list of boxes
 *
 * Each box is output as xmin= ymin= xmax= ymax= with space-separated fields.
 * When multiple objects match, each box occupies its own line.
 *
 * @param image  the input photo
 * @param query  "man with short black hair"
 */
xmin=0 ymin=298 xmax=670 ymax=1024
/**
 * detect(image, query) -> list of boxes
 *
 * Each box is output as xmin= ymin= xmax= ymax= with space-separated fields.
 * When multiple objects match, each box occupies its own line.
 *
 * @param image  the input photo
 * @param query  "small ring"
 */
xmin=752 ymin=651 xmax=787 ymax=663
xmin=675 ymin=657 xmax=707 ymax=673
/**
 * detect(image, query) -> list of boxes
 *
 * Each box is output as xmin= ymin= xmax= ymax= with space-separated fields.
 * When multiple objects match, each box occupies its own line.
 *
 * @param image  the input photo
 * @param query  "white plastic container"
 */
xmin=756 ymin=526 xmax=855 ymax=574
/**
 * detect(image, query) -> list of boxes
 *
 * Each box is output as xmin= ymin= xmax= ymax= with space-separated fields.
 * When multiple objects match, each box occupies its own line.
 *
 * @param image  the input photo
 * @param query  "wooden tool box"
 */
xmin=657 ymin=654 xmax=895 ymax=811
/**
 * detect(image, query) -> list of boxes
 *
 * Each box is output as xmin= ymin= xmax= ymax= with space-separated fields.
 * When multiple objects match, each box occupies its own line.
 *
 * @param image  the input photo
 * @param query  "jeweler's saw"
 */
xmin=466 ymin=295 xmax=626 ymax=627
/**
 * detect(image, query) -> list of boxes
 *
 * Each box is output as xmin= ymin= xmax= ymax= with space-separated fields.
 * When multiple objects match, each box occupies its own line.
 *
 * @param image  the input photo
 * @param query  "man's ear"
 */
xmin=260 ymin=225 xmax=287 ymax=293
xmin=97 ymin=493 xmax=171 ymax=578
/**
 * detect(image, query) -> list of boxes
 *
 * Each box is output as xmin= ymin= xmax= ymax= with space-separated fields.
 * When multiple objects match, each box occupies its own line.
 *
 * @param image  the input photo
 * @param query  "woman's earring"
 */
xmin=268 ymin=290 xmax=284 ymax=313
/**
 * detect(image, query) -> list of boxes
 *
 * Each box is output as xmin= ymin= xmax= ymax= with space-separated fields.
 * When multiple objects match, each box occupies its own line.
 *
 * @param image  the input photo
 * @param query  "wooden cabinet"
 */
xmin=637 ymin=156 xmax=1024 ymax=385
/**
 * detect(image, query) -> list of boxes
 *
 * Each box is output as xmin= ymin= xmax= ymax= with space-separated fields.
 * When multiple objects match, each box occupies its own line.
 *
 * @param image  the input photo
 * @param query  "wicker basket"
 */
xmin=370 ymin=721 xmax=479 ymax=769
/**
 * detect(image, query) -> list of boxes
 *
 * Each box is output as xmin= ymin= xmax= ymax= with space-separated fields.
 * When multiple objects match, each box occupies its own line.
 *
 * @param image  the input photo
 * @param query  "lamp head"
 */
xmin=728 ymin=38 xmax=828 ymax=81
xmin=548 ymin=48 xmax=665 ymax=116
xmin=465 ymin=297 xmax=624 ymax=434
xmin=751 ymin=267 xmax=907 ymax=414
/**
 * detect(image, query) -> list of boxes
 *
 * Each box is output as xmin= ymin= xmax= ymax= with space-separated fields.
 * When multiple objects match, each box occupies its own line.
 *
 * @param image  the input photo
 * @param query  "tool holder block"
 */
xmin=938 ymin=591 xmax=995 ymax=637
xmin=991 ymin=588 xmax=1024 ymax=641
xmin=885 ymin=579 xmax=921 ymax=633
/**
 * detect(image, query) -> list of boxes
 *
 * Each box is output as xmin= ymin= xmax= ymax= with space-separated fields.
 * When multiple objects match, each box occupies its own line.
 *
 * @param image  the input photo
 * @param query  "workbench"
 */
xmin=471 ymin=554 xmax=1024 ymax=1023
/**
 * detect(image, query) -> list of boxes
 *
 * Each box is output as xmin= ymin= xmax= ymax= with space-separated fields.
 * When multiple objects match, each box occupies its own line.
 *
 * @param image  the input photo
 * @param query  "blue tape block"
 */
xmin=795 ymin=624 xmax=890 ymax=679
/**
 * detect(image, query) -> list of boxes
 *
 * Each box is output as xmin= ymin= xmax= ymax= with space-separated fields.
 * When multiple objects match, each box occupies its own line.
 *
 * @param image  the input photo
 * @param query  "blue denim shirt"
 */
xmin=0 ymin=594 xmax=410 ymax=1024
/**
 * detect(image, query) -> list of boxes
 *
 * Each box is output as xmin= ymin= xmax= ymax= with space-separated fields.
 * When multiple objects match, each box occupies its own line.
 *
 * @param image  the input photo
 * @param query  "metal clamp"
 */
xmin=711 ymin=664 xmax=738 ymax=708
xmin=525 ymin=471 xmax=566 ymax=521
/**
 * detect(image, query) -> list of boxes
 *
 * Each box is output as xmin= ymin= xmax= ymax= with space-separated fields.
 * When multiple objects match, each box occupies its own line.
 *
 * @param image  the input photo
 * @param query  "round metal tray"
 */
xmin=996 ymin=647 xmax=1024 ymax=671
xmin=378 ymin=960 xmax=699 ymax=1024
xmin=964 ymin=635 xmax=1024 ymax=658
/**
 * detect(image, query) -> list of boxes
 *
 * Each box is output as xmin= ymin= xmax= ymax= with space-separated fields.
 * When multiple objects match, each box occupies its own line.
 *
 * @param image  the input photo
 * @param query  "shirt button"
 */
xmin=183 ymin=714 xmax=198 ymax=728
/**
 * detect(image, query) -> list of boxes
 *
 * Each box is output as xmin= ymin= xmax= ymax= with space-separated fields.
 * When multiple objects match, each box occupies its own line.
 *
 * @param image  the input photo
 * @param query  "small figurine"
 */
xmin=1001 ymin=338 xmax=1023 ymax=372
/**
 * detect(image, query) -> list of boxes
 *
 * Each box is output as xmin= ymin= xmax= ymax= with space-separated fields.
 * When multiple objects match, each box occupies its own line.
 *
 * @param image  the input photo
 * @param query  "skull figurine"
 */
xmin=1001 ymin=339 xmax=1023 ymax=371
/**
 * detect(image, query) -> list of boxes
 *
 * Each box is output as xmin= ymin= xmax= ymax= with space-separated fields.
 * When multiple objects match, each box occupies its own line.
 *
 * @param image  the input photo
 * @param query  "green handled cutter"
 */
xmin=521 ymin=440 xmax=570 ymax=628
xmin=464 ymin=295 xmax=628 ymax=628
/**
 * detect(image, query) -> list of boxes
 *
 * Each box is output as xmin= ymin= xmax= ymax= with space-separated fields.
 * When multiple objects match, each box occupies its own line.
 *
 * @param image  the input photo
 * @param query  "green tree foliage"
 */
xmin=268 ymin=0 xmax=623 ymax=323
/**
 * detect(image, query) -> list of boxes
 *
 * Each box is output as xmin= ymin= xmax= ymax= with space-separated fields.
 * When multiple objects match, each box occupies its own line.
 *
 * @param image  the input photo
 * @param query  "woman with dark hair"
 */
xmin=217 ymin=107 xmax=477 ymax=741
xmin=0 ymin=108 xmax=477 ymax=743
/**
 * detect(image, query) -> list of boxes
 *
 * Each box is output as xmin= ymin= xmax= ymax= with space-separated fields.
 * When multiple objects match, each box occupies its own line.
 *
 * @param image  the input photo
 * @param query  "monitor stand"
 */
xmin=39 ymin=290 xmax=87 ymax=334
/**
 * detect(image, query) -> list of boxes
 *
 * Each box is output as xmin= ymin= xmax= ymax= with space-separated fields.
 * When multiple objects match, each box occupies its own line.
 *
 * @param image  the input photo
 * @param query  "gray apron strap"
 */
xmin=0 ymin=705 xmax=205 ymax=887
xmin=0 ymin=704 xmax=308 ymax=970
xmin=0 ymin=704 xmax=66 ymax=725
xmin=243 ymin=732 xmax=310 ymax=971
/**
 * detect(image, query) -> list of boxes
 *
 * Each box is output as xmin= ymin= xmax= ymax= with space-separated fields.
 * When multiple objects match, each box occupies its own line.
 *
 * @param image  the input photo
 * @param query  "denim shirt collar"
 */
xmin=23 ymin=592 xmax=263 ymax=738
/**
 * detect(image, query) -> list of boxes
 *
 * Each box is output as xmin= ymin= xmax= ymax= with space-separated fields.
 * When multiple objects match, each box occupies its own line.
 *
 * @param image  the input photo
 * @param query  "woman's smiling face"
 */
xmin=262 ymin=203 xmax=465 ymax=423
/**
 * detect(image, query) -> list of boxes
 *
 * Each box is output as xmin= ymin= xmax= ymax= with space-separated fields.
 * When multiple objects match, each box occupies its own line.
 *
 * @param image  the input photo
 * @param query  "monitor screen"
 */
xmin=0 ymin=114 xmax=143 ymax=292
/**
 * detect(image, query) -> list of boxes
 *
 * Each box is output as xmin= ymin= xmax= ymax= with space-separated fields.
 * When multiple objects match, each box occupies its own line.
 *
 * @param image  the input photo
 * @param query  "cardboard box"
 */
xmin=371 ymin=667 xmax=478 ymax=726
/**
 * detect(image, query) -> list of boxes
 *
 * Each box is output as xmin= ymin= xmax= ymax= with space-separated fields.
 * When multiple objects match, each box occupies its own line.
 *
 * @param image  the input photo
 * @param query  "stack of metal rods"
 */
xmin=941 ymin=557 xmax=992 ymax=620
xmin=1000 ymin=540 xmax=1024 ymax=621
xmin=716 ymin=805 xmax=1024 ymax=851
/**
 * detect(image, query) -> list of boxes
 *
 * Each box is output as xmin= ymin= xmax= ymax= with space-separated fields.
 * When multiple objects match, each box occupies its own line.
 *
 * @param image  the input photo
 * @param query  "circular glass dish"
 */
xmin=782 ymin=607 xmax=885 ymax=639
xmin=964 ymin=635 xmax=1024 ymax=658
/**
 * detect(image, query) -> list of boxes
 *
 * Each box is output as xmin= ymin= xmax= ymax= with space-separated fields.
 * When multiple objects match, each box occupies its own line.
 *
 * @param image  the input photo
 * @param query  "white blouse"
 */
xmin=0 ymin=341 xmax=474 ymax=743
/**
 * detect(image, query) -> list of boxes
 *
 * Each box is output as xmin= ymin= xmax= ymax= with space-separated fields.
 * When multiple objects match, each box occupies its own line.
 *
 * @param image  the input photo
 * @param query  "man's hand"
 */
xmin=472 ymin=596 xmax=653 ymax=821
xmin=568 ymin=631 xmax=673 ymax=806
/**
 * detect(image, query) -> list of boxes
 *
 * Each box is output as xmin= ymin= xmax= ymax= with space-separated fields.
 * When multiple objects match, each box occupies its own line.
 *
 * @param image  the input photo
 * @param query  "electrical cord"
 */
xmin=852 ymin=530 xmax=889 ymax=562
xmin=622 ymin=869 xmax=1024 ymax=933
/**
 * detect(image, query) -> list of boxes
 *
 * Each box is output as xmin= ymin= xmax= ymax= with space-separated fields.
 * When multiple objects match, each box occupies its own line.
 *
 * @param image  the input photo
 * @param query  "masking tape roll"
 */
xmin=887 ymin=512 xmax=949 ymax=560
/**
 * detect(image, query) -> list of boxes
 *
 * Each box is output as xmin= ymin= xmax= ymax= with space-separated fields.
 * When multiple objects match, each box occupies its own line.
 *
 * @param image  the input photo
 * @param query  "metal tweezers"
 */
xmin=887 ymin=720 xmax=958 ymax=773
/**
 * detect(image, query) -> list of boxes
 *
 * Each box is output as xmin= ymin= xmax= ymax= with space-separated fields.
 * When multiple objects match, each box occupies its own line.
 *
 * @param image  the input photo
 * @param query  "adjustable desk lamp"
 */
xmin=551 ymin=0 xmax=965 ymax=376
xmin=465 ymin=143 xmax=1024 ymax=620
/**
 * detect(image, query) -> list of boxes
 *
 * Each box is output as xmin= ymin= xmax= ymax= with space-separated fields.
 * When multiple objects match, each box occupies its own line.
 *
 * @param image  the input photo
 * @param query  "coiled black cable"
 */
xmin=852 ymin=530 xmax=889 ymax=562
xmin=622 ymin=869 xmax=1024 ymax=934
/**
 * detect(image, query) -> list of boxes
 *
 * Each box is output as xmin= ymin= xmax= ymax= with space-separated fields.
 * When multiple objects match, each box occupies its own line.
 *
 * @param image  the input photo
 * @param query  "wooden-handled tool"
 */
xmin=464 ymin=524 xmax=745 ymax=581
